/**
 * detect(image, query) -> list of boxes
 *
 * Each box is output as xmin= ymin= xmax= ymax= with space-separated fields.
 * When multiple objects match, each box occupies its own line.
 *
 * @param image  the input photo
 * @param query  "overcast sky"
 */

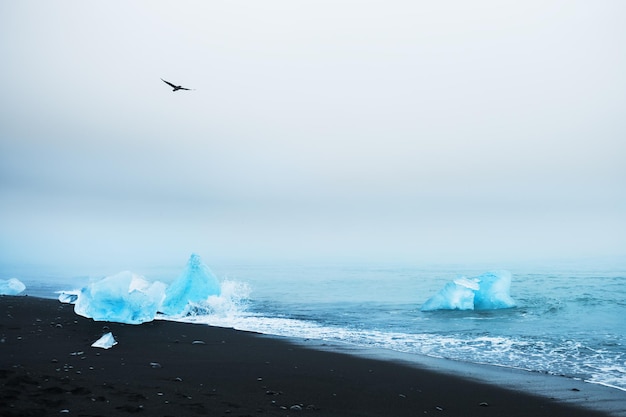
xmin=1 ymin=1 xmax=625 ymax=269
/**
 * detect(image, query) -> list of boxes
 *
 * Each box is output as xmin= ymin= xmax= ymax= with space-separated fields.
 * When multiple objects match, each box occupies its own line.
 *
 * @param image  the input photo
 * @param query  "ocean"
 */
xmin=6 ymin=261 xmax=626 ymax=392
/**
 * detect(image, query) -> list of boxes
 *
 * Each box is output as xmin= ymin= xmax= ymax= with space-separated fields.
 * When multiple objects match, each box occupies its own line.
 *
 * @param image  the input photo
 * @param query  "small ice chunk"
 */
xmin=57 ymin=290 xmax=80 ymax=304
xmin=0 ymin=278 xmax=26 ymax=295
xmin=91 ymin=332 xmax=117 ymax=349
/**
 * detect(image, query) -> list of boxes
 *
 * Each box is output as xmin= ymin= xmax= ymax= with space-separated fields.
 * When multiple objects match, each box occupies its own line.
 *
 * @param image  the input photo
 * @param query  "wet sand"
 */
xmin=0 ymin=295 xmax=622 ymax=416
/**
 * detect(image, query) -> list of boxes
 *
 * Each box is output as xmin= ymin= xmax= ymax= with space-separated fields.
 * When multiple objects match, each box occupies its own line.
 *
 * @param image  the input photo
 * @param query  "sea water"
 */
xmin=6 ymin=261 xmax=626 ymax=392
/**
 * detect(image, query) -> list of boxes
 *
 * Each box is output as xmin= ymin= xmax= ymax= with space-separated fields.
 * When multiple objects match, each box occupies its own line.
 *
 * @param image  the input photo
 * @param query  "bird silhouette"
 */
xmin=161 ymin=78 xmax=193 ymax=91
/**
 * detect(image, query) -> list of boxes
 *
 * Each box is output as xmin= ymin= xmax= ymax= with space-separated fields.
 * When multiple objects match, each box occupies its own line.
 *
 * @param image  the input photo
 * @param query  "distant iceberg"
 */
xmin=74 ymin=271 xmax=167 ymax=324
xmin=0 ymin=278 xmax=26 ymax=295
xmin=160 ymin=253 xmax=221 ymax=316
xmin=421 ymin=270 xmax=516 ymax=311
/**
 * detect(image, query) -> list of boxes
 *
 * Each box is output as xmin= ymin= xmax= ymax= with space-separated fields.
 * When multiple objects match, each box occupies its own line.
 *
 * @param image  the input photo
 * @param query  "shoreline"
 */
xmin=1 ymin=295 xmax=624 ymax=416
xmin=290 ymin=337 xmax=626 ymax=412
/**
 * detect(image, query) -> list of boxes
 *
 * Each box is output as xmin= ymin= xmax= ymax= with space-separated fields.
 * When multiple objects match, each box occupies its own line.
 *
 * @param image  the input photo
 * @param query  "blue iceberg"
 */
xmin=74 ymin=271 xmax=166 ymax=324
xmin=69 ymin=254 xmax=223 ymax=323
xmin=421 ymin=270 xmax=516 ymax=311
xmin=0 ymin=278 xmax=26 ymax=295
xmin=160 ymin=253 xmax=221 ymax=316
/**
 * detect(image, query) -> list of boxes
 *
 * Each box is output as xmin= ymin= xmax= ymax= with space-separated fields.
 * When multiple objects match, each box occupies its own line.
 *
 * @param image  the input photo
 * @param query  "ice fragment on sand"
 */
xmin=57 ymin=290 xmax=79 ymax=304
xmin=0 ymin=278 xmax=26 ymax=295
xmin=421 ymin=270 xmax=516 ymax=311
xmin=91 ymin=332 xmax=117 ymax=349
xmin=74 ymin=271 xmax=166 ymax=324
xmin=160 ymin=253 xmax=221 ymax=316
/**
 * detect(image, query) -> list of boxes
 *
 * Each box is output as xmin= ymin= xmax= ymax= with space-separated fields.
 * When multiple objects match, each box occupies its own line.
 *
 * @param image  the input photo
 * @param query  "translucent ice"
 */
xmin=473 ymin=270 xmax=516 ymax=310
xmin=420 ymin=277 xmax=478 ymax=311
xmin=91 ymin=332 xmax=117 ymax=349
xmin=160 ymin=253 xmax=221 ymax=316
xmin=74 ymin=271 xmax=166 ymax=324
xmin=421 ymin=270 xmax=516 ymax=311
xmin=57 ymin=290 xmax=79 ymax=304
xmin=0 ymin=278 xmax=26 ymax=295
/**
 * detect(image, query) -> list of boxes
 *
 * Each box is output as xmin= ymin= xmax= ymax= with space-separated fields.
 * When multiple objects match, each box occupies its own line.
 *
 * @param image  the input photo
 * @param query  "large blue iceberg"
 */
xmin=72 ymin=254 xmax=222 ymax=324
xmin=421 ymin=270 xmax=516 ymax=311
xmin=160 ymin=253 xmax=221 ymax=316
xmin=0 ymin=278 xmax=26 ymax=295
xmin=74 ymin=271 xmax=167 ymax=324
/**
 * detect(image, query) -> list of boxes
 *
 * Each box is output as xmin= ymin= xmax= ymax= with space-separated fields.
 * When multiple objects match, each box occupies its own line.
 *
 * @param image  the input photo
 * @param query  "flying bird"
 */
xmin=161 ymin=78 xmax=193 ymax=91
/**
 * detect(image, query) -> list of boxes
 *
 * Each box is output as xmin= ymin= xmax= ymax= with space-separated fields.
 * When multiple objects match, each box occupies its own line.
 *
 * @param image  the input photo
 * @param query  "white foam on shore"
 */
xmin=163 ymin=306 xmax=626 ymax=406
xmin=165 ymin=304 xmax=626 ymax=416
xmin=284 ymin=336 xmax=626 ymax=417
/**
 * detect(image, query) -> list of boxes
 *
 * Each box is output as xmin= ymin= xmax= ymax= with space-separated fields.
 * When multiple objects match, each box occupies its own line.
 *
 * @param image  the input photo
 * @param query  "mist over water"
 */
xmin=2 ymin=1 xmax=625 ymax=271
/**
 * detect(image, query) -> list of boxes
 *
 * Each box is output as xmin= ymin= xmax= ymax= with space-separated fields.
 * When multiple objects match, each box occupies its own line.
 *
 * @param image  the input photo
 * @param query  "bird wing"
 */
xmin=161 ymin=78 xmax=177 ymax=88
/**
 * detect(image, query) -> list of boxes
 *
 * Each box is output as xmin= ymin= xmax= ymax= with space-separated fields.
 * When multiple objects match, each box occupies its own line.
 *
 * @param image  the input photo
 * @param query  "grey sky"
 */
xmin=1 ymin=1 xmax=625 ymax=268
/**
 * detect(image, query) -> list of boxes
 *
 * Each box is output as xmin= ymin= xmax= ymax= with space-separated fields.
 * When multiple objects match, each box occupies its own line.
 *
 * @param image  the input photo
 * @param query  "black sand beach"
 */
xmin=0 ymin=295 xmax=622 ymax=417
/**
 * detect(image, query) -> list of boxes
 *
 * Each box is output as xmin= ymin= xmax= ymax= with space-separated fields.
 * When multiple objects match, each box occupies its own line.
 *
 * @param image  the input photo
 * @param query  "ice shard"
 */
xmin=91 ymin=332 xmax=117 ymax=349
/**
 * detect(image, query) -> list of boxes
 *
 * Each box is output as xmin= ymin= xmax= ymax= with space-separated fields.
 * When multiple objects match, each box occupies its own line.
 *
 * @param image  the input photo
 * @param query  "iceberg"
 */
xmin=91 ymin=332 xmax=117 ymax=349
xmin=67 ymin=254 xmax=223 ymax=323
xmin=0 ymin=278 xmax=26 ymax=295
xmin=160 ymin=253 xmax=221 ymax=316
xmin=74 ymin=271 xmax=166 ymax=324
xmin=421 ymin=270 xmax=516 ymax=311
